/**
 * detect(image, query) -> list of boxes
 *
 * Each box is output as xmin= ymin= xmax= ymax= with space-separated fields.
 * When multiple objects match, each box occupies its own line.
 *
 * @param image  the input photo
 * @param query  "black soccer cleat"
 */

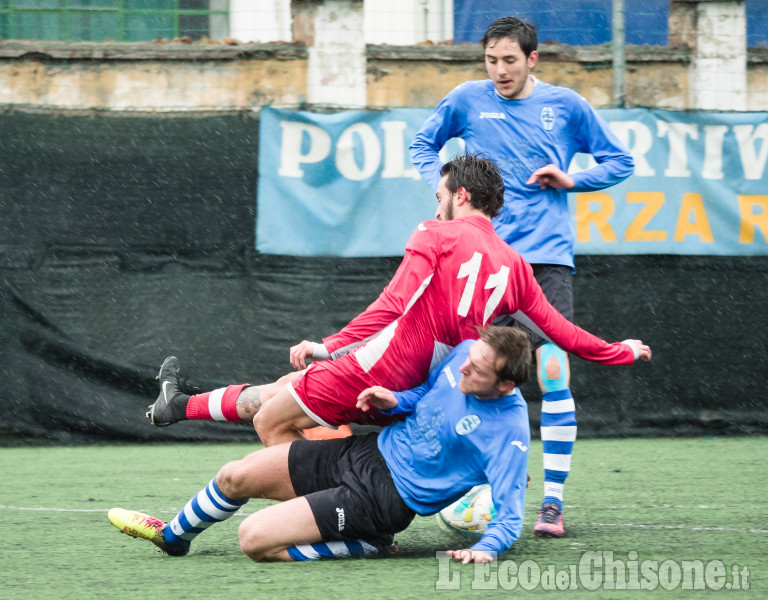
xmin=373 ymin=533 xmax=399 ymax=557
xmin=146 ymin=356 xmax=190 ymax=427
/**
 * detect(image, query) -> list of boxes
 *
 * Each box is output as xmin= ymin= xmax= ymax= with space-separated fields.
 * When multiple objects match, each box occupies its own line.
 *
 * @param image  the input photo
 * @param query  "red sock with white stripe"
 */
xmin=185 ymin=384 xmax=250 ymax=422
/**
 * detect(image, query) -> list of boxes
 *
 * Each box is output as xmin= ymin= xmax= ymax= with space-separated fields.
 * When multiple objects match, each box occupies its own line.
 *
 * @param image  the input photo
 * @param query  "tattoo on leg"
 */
xmin=237 ymin=388 xmax=263 ymax=422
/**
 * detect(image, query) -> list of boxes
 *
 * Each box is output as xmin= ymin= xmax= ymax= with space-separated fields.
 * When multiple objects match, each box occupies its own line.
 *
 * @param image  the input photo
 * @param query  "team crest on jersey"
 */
xmin=455 ymin=415 xmax=481 ymax=436
xmin=540 ymin=106 xmax=556 ymax=131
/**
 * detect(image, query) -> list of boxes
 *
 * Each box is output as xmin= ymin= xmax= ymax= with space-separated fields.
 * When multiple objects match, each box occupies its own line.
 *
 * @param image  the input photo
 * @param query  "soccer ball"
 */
xmin=436 ymin=484 xmax=496 ymax=542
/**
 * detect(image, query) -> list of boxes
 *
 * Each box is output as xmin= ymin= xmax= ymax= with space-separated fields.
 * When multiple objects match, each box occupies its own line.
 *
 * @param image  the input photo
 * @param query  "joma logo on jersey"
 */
xmin=479 ymin=112 xmax=506 ymax=119
xmin=455 ymin=415 xmax=481 ymax=435
xmin=540 ymin=107 xmax=556 ymax=131
xmin=443 ymin=366 xmax=457 ymax=388
xmin=336 ymin=507 xmax=345 ymax=531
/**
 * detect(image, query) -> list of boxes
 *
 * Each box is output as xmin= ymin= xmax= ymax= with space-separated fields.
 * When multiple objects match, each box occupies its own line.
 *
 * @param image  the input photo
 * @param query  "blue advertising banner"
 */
xmin=257 ymin=107 xmax=437 ymax=257
xmin=257 ymin=107 xmax=768 ymax=257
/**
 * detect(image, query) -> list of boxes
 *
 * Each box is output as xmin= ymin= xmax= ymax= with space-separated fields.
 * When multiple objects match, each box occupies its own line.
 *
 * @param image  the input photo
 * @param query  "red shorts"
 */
xmin=287 ymin=355 xmax=402 ymax=428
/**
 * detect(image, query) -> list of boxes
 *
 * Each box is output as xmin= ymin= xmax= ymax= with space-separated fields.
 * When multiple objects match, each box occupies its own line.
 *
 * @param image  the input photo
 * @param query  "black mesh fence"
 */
xmin=1 ymin=111 xmax=766 ymax=443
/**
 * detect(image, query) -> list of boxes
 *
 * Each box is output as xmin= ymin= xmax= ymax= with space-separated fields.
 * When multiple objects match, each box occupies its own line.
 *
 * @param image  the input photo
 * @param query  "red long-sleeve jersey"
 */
xmin=290 ymin=215 xmax=633 ymax=426
xmin=326 ymin=215 xmax=631 ymax=385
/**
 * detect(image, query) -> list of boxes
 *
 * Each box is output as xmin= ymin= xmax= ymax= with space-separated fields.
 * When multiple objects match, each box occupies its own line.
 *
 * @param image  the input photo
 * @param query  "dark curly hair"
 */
xmin=440 ymin=154 xmax=505 ymax=219
xmin=481 ymin=16 xmax=538 ymax=57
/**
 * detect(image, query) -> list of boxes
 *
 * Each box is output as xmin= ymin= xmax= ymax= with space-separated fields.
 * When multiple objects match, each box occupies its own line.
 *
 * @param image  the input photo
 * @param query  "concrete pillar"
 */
xmin=685 ymin=0 xmax=747 ymax=110
xmin=307 ymin=1 xmax=366 ymax=107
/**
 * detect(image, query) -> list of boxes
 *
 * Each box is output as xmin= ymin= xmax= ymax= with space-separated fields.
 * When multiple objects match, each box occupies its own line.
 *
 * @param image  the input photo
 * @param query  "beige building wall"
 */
xmin=0 ymin=41 xmax=765 ymax=112
xmin=0 ymin=42 xmax=309 ymax=111
xmin=364 ymin=45 xmax=709 ymax=110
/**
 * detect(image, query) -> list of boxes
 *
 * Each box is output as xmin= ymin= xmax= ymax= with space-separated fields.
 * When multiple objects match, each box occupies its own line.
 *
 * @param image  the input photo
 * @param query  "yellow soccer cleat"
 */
xmin=108 ymin=508 xmax=189 ymax=556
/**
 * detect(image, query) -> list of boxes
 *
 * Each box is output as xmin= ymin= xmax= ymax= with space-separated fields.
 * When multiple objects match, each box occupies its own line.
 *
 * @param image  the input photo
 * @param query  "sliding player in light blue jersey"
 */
xmin=110 ymin=327 xmax=623 ymax=563
xmin=364 ymin=329 xmax=532 ymax=561
xmin=410 ymin=16 xmax=635 ymax=538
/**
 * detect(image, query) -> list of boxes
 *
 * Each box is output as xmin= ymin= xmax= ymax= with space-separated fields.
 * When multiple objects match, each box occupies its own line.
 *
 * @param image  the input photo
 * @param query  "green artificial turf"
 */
xmin=1 ymin=437 xmax=764 ymax=599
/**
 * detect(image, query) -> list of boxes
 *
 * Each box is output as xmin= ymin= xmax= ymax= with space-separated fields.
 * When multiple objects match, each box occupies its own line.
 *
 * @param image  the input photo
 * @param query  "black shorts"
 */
xmin=288 ymin=432 xmax=415 ymax=544
xmin=496 ymin=264 xmax=574 ymax=350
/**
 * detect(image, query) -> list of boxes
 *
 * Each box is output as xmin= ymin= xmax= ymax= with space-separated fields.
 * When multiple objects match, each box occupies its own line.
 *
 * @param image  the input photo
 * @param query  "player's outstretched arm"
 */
xmin=356 ymin=386 xmax=398 ymax=412
xmin=446 ymin=549 xmax=495 ymax=564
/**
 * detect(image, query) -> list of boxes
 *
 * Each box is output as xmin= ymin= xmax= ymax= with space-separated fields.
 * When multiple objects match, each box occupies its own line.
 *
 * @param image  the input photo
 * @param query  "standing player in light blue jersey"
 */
xmin=410 ymin=16 xmax=635 ymax=538
xmin=107 ymin=327 xmax=558 ymax=564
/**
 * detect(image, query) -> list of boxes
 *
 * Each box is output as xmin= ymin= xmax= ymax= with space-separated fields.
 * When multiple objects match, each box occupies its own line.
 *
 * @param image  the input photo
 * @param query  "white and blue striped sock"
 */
xmin=541 ymin=389 xmax=577 ymax=511
xmin=287 ymin=540 xmax=381 ymax=561
xmin=163 ymin=477 xmax=248 ymax=546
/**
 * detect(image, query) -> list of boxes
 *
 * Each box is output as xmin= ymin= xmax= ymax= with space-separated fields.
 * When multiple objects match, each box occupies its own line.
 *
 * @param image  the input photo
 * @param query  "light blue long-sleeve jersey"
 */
xmin=377 ymin=340 xmax=530 ymax=555
xmin=410 ymin=78 xmax=634 ymax=268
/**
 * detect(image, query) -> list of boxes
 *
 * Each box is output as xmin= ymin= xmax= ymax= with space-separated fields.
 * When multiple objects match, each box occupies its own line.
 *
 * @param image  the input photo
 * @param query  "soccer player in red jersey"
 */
xmin=147 ymin=154 xmax=650 ymax=446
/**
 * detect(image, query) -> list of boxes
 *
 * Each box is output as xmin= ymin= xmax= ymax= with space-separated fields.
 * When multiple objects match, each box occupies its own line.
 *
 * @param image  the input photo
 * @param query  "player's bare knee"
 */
xmin=238 ymin=520 xmax=266 ymax=561
xmin=215 ymin=460 xmax=248 ymax=497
